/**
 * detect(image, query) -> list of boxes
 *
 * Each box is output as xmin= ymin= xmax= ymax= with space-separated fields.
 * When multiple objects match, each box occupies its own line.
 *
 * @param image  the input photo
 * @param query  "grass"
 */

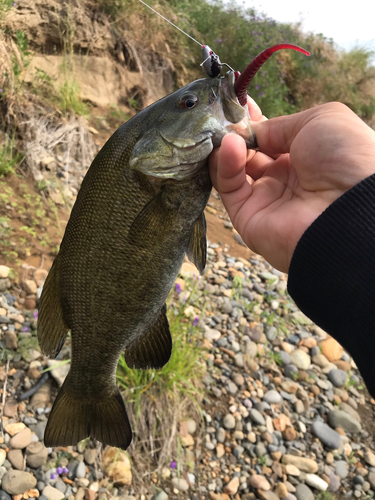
xmin=0 ymin=134 xmax=24 ymax=177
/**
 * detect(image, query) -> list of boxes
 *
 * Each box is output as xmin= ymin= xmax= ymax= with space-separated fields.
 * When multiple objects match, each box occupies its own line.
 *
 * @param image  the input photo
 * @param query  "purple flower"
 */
xmin=33 ymin=310 xmax=38 ymax=319
xmin=175 ymin=283 xmax=182 ymax=294
xmin=192 ymin=316 xmax=199 ymax=327
xmin=215 ymin=38 xmax=222 ymax=43
xmin=255 ymin=84 xmax=260 ymax=90
xmin=189 ymin=338 xmax=192 ymax=343
xmin=258 ymin=92 xmax=264 ymax=97
xmin=170 ymin=460 xmax=177 ymax=469
xmin=56 ymin=466 xmax=63 ymax=475
xmin=0 ymin=89 xmax=2 ymax=93
xmin=63 ymin=467 xmax=69 ymax=474
xmin=50 ymin=473 xmax=57 ymax=480
xmin=22 ymin=326 xmax=29 ymax=332
xmin=13 ymin=2 xmax=16 ymax=5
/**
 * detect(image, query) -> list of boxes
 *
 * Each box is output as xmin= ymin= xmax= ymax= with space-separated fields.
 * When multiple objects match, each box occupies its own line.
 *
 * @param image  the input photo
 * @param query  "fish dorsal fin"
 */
xmin=38 ymin=255 xmax=70 ymax=358
xmin=125 ymin=304 xmax=172 ymax=370
xmin=128 ymin=190 xmax=174 ymax=247
xmin=187 ymin=213 xmax=207 ymax=274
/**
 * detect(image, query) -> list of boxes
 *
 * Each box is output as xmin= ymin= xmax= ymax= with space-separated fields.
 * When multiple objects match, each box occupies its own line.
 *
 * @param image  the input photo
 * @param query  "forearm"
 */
xmin=287 ymin=173 xmax=375 ymax=397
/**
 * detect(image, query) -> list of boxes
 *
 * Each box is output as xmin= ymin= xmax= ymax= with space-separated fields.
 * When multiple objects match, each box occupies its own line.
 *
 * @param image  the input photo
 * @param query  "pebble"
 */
xmin=311 ymin=420 xmax=341 ymax=449
xmin=327 ymin=410 xmax=362 ymax=433
xmin=223 ymin=414 xmax=236 ymax=430
xmin=171 ymin=477 xmax=189 ymax=491
xmin=295 ymin=484 xmax=314 ymax=500
xmin=282 ymin=456 xmax=318 ymax=473
xmin=75 ymin=461 xmax=86 ymax=479
xmin=328 ymin=368 xmax=348 ymax=387
xmin=9 ymin=427 xmax=32 ymax=449
xmin=249 ymin=409 xmax=266 ymax=426
xmin=249 ymin=475 xmax=270 ymax=490
xmin=42 ymin=486 xmax=65 ymax=500
xmin=289 ymin=349 xmax=311 ymax=370
xmin=1 ymin=470 xmax=37 ymax=495
xmin=305 ymin=474 xmax=328 ymax=491
xmin=335 ymin=461 xmax=349 ymax=479
xmin=263 ymin=390 xmax=282 ymax=404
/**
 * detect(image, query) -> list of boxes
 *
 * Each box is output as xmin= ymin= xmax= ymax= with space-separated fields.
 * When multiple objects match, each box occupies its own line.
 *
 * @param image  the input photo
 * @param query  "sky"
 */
xmin=244 ymin=0 xmax=375 ymax=52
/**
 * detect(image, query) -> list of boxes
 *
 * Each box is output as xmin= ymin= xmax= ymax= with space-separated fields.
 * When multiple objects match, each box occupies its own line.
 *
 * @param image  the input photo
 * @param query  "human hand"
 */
xmin=209 ymin=101 xmax=375 ymax=272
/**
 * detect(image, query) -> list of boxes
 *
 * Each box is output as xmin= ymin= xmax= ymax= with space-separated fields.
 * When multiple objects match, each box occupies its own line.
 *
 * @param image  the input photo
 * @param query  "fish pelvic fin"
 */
xmin=44 ymin=378 xmax=132 ymax=450
xmin=187 ymin=212 xmax=207 ymax=274
xmin=125 ymin=304 xmax=172 ymax=370
xmin=38 ymin=255 xmax=69 ymax=358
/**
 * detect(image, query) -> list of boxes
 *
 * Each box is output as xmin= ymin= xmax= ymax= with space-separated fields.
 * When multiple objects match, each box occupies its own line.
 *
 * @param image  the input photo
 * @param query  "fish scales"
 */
xmin=38 ymin=74 xmax=256 ymax=449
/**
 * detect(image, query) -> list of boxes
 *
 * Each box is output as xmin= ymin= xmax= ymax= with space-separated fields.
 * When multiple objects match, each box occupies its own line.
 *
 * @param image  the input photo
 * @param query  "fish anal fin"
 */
xmin=38 ymin=255 xmax=69 ymax=358
xmin=125 ymin=304 xmax=172 ymax=370
xmin=187 ymin=213 xmax=207 ymax=274
xmin=44 ymin=378 xmax=132 ymax=450
xmin=128 ymin=190 xmax=174 ymax=247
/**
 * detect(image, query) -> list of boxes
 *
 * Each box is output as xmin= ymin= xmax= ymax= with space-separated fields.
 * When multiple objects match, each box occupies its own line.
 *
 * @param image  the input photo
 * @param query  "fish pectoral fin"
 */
xmin=37 ymin=255 xmax=69 ymax=358
xmin=187 ymin=212 xmax=207 ymax=274
xmin=125 ymin=304 xmax=172 ymax=370
xmin=44 ymin=377 xmax=132 ymax=450
xmin=128 ymin=190 xmax=174 ymax=248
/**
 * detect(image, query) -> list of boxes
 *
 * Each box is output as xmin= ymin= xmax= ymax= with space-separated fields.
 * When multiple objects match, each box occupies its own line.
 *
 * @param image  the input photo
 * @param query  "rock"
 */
xmin=205 ymin=329 xmax=221 ymax=341
xmin=5 ymin=331 xmax=17 ymax=350
xmin=42 ymin=486 xmax=65 ymax=500
xmin=319 ymin=337 xmax=343 ymax=362
xmin=223 ymin=414 xmax=236 ymax=430
xmin=282 ymin=455 xmax=318 ymax=473
xmin=7 ymin=449 xmax=25 ymax=470
xmin=368 ymin=472 xmax=375 ymax=489
xmin=284 ymin=364 xmax=298 ymax=379
xmin=249 ymin=475 xmax=270 ymax=490
xmin=217 ymin=427 xmax=226 ymax=443
xmin=327 ymin=410 xmax=362 ymax=433
xmin=305 ymin=474 xmax=328 ymax=491
xmin=154 ymin=491 xmax=168 ymax=500
xmin=249 ymin=409 xmax=265 ymax=426
xmin=328 ymin=369 xmax=348 ymax=387
xmin=75 ymin=461 xmax=86 ymax=479
xmin=47 ymin=359 xmax=70 ymax=387
xmin=258 ymin=492 xmax=279 ymax=500
xmin=5 ymin=422 xmax=26 ymax=436
xmin=0 ymin=492 xmax=12 ymax=500
xmin=311 ymin=421 xmax=341 ymax=449
xmin=0 ymin=449 xmax=6 ymax=466
xmin=31 ymin=383 xmax=51 ymax=409
xmin=285 ymin=465 xmax=300 ymax=476
xmin=171 ymin=477 xmax=189 ymax=491
xmin=0 ymin=265 xmax=10 ymax=278
xmin=274 ymin=483 xmax=288 ymax=499
xmin=9 ymin=427 xmax=32 ymax=449
xmin=224 ymin=477 xmax=239 ymax=495
xmin=312 ymin=354 xmax=330 ymax=368
xmin=84 ymin=448 xmax=97 ymax=465
xmin=263 ymin=390 xmax=282 ymax=404
xmin=0 ymin=278 xmax=10 ymax=291
xmin=335 ymin=460 xmax=349 ymax=479
xmin=1 ymin=470 xmax=37 ymax=494
xmin=26 ymin=446 xmax=48 ymax=468
xmin=295 ymin=484 xmax=314 ymax=500
xmin=289 ymin=349 xmax=311 ymax=370
xmin=22 ymin=280 xmax=38 ymax=294
xmin=3 ymin=399 xmax=18 ymax=417
xmin=327 ymin=473 xmax=341 ymax=493
xmin=102 ymin=447 xmax=132 ymax=485
xmin=364 ymin=449 xmax=375 ymax=467
xmin=282 ymin=426 xmax=296 ymax=441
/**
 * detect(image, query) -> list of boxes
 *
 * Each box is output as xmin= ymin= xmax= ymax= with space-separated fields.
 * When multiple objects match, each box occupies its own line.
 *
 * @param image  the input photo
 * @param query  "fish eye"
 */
xmin=179 ymin=95 xmax=198 ymax=110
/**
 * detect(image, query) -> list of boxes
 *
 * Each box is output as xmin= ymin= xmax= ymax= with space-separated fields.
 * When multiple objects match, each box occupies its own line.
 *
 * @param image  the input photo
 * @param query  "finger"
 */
xmin=245 ymin=150 xmax=276 ymax=181
xmin=247 ymin=96 xmax=264 ymax=122
xmin=209 ymin=134 xmax=249 ymax=194
xmin=252 ymin=105 xmax=327 ymax=155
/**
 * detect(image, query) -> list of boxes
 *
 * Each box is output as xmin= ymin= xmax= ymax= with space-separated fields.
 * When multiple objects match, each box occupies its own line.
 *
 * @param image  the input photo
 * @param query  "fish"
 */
xmin=37 ymin=44 xmax=309 ymax=450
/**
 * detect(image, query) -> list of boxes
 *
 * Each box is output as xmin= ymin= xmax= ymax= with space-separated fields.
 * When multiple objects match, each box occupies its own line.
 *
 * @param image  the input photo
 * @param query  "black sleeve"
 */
xmin=287 ymin=173 xmax=375 ymax=398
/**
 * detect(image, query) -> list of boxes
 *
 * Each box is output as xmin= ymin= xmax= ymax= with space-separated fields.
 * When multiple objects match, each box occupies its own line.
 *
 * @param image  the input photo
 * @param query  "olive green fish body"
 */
xmin=38 ymin=73 xmax=256 ymax=449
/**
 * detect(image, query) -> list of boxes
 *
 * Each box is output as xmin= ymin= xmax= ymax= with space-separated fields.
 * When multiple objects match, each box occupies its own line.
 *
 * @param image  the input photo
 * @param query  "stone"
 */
xmin=223 ymin=414 xmax=236 ymax=430
xmin=284 ymin=365 xmax=298 ymax=379
xmin=0 ymin=265 xmax=10 ymax=278
xmin=364 ymin=449 xmax=375 ymax=467
xmin=26 ymin=446 xmax=49 ymax=468
xmin=295 ymin=484 xmax=314 ymax=500
xmin=249 ymin=475 xmax=271 ymax=490
xmin=154 ymin=491 xmax=168 ymax=500
xmin=224 ymin=477 xmax=239 ymax=495
xmin=42 ymin=486 xmax=65 ymax=500
xmin=5 ymin=331 xmax=17 ymax=350
xmin=311 ymin=421 xmax=341 ymax=449
xmin=328 ymin=369 xmax=348 ymax=387
xmin=47 ymin=359 xmax=70 ymax=387
xmin=282 ymin=455 xmax=318 ymax=473
xmin=75 ymin=461 xmax=86 ymax=478
xmin=217 ymin=427 xmax=226 ymax=443
xmin=7 ymin=449 xmax=25 ymax=470
xmin=1 ymin=470 xmax=37 ymax=495
xmin=327 ymin=410 xmax=362 ymax=433
xmin=9 ymin=427 xmax=32 ymax=449
xmin=285 ymin=465 xmax=300 ymax=476
xmin=0 ymin=449 xmax=6 ymax=466
xmin=102 ymin=447 xmax=132 ymax=485
xmin=319 ymin=337 xmax=343 ymax=362
xmin=274 ymin=483 xmax=288 ymax=499
xmin=84 ymin=448 xmax=97 ymax=465
xmin=171 ymin=477 xmax=189 ymax=491
xmin=249 ymin=409 xmax=265 ymax=426
xmin=312 ymin=354 xmax=330 ymax=368
xmin=22 ymin=280 xmax=38 ymax=294
xmin=258 ymin=492 xmax=279 ymax=500
xmin=282 ymin=427 xmax=296 ymax=441
xmin=289 ymin=349 xmax=311 ymax=370
xmin=263 ymin=390 xmax=282 ymax=404
xmin=335 ymin=460 xmax=349 ymax=479
xmin=305 ymin=474 xmax=328 ymax=491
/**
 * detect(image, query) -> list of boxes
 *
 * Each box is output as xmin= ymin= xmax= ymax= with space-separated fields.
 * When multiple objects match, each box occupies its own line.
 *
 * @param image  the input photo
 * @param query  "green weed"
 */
xmin=0 ymin=134 xmax=24 ymax=177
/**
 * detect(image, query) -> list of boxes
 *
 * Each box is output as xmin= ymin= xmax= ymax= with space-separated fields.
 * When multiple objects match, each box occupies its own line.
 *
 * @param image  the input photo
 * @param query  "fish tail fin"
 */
xmin=44 ymin=378 xmax=132 ymax=450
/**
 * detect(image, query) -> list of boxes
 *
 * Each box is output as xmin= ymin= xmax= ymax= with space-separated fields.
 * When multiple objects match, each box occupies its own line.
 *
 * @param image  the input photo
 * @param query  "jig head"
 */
xmin=201 ymin=45 xmax=223 ymax=78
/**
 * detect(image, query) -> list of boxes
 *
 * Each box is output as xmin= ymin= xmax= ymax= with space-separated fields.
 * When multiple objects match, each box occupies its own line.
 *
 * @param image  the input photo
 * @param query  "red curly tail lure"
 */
xmin=233 ymin=44 xmax=310 ymax=105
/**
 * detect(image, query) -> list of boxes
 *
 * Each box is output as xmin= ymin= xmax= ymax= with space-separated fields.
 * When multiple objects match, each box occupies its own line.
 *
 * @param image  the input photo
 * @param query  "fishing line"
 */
xmin=137 ymin=0 xmax=203 ymax=47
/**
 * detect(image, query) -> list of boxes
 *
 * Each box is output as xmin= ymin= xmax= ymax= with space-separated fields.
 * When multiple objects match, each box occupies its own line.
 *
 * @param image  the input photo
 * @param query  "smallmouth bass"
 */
xmin=38 ymin=44 xmax=309 ymax=450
